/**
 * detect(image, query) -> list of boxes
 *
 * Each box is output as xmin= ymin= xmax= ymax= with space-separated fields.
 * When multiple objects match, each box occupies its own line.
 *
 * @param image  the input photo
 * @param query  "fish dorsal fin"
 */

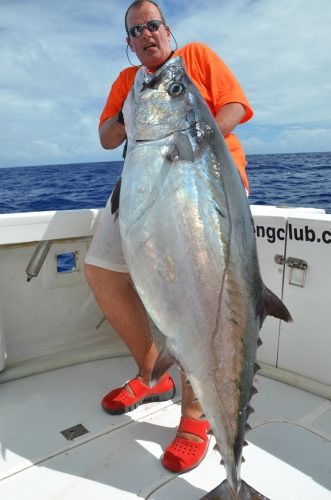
xmin=261 ymin=287 xmax=293 ymax=326
xmin=166 ymin=132 xmax=194 ymax=163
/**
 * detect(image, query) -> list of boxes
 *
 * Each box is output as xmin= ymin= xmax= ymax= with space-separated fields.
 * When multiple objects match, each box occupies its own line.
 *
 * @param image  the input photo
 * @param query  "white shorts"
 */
xmin=85 ymin=195 xmax=129 ymax=273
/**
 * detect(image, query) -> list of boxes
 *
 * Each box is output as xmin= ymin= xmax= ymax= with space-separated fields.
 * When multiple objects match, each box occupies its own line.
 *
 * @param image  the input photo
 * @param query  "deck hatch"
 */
xmin=61 ymin=423 xmax=89 ymax=441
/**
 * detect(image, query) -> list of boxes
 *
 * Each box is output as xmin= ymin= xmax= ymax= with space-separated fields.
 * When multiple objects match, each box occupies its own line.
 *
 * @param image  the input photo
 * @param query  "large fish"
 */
xmin=119 ymin=57 xmax=292 ymax=499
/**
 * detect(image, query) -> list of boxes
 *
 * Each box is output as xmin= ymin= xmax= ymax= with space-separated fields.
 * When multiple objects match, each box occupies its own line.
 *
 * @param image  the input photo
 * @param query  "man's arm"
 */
xmin=99 ymin=116 xmax=127 ymax=149
xmin=215 ymin=102 xmax=246 ymax=137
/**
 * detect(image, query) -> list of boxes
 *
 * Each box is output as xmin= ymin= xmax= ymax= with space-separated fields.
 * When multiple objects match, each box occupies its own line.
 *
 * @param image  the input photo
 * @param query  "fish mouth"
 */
xmin=136 ymin=126 xmax=192 ymax=143
xmin=136 ymin=126 xmax=195 ymax=163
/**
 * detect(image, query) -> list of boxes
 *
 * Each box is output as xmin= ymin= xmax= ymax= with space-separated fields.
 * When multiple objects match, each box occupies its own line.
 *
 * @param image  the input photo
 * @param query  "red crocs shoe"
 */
xmin=101 ymin=372 xmax=176 ymax=415
xmin=162 ymin=417 xmax=210 ymax=473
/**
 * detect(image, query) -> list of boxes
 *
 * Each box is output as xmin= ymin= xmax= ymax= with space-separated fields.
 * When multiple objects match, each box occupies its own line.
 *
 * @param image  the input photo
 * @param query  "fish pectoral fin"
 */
xmin=166 ymin=132 xmax=194 ymax=163
xmin=261 ymin=286 xmax=293 ymax=326
xmin=151 ymin=346 xmax=180 ymax=381
xmin=110 ymin=176 xmax=122 ymax=215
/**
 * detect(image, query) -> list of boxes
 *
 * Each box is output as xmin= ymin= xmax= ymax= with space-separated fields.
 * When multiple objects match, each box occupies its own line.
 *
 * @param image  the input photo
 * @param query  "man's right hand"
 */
xmin=99 ymin=115 xmax=127 ymax=150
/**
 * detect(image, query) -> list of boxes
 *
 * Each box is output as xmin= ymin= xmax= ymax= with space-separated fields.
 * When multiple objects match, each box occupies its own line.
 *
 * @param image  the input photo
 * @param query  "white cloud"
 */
xmin=278 ymin=127 xmax=331 ymax=152
xmin=0 ymin=0 xmax=330 ymax=166
xmin=237 ymin=124 xmax=331 ymax=155
xmin=171 ymin=0 xmax=331 ymax=126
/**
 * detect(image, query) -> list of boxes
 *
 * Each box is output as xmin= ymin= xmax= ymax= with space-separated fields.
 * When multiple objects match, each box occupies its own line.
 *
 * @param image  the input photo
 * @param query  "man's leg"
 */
xmin=179 ymin=371 xmax=207 ymax=441
xmin=161 ymin=371 xmax=210 ymax=473
xmin=84 ymin=264 xmax=158 ymax=386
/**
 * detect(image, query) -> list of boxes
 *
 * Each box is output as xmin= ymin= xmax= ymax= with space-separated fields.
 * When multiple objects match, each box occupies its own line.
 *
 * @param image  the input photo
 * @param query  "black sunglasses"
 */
xmin=128 ymin=19 xmax=165 ymax=38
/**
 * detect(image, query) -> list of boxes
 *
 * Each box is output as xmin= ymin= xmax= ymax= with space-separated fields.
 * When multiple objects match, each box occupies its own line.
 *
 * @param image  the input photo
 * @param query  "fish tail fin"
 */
xmin=200 ymin=479 xmax=270 ymax=499
xmin=151 ymin=346 xmax=179 ymax=382
xmin=262 ymin=286 xmax=292 ymax=326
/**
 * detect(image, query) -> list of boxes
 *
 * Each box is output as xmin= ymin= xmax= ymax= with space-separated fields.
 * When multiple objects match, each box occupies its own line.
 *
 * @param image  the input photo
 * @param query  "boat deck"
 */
xmin=1 ymin=356 xmax=331 ymax=499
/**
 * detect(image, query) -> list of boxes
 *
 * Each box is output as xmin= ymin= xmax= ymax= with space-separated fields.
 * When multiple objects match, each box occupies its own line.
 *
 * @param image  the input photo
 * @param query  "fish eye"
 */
xmin=168 ymin=83 xmax=184 ymax=97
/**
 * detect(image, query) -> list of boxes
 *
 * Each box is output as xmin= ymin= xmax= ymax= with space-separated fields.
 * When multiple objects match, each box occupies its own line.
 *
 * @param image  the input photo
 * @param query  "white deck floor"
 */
xmin=0 ymin=356 xmax=331 ymax=499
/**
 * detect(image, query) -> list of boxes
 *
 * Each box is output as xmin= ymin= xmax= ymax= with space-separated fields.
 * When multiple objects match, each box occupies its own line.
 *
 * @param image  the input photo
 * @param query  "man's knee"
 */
xmin=84 ymin=263 xmax=131 ymax=293
xmin=84 ymin=262 xmax=98 ymax=288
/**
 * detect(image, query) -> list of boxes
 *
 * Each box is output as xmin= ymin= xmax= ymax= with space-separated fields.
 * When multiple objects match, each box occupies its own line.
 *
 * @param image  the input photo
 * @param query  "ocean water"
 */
xmin=0 ymin=152 xmax=330 ymax=214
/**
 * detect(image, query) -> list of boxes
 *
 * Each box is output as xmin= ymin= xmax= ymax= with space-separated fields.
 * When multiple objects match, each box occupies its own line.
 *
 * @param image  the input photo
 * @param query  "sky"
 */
xmin=0 ymin=0 xmax=330 ymax=168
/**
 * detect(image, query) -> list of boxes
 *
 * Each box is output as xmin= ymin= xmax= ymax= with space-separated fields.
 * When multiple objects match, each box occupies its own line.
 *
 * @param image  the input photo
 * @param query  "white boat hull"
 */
xmin=0 ymin=205 xmax=330 ymax=499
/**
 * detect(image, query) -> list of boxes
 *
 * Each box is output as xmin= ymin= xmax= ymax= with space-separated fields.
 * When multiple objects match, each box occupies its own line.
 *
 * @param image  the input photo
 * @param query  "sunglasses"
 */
xmin=128 ymin=19 xmax=165 ymax=38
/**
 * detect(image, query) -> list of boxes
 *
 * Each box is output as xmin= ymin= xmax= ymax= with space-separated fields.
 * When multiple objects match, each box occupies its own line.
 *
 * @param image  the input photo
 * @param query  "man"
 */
xmin=85 ymin=0 xmax=253 ymax=473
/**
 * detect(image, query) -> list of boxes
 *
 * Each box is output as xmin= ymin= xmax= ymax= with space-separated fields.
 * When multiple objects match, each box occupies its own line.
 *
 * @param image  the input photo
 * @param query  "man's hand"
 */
xmin=99 ymin=115 xmax=127 ymax=149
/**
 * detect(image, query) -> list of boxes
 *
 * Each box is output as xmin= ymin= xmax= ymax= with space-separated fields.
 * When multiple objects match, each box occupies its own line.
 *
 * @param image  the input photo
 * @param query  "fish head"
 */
xmin=135 ymin=57 xmax=195 ymax=141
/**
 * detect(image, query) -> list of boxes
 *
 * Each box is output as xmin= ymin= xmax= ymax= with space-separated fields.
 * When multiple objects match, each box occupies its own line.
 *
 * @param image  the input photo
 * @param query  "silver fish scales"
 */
xmin=119 ymin=57 xmax=292 ymax=499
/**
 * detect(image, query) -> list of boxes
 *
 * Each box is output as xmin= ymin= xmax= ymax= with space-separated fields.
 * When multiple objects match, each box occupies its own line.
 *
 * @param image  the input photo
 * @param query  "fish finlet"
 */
xmin=247 ymin=405 xmax=255 ymax=417
xmin=249 ymin=386 xmax=258 ymax=397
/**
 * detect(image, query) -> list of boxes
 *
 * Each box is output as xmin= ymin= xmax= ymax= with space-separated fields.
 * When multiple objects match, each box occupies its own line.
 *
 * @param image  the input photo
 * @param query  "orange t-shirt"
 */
xmin=100 ymin=42 xmax=253 ymax=190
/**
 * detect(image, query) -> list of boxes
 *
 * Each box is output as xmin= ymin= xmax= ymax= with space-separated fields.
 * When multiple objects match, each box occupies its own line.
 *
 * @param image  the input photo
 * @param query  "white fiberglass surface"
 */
xmin=0 ymin=357 xmax=331 ymax=499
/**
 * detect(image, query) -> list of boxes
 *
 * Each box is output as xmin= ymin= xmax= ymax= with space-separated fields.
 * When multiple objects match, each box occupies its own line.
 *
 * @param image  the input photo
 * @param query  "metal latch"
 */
xmin=274 ymin=254 xmax=285 ymax=265
xmin=288 ymin=257 xmax=308 ymax=287
xmin=274 ymin=255 xmax=308 ymax=288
